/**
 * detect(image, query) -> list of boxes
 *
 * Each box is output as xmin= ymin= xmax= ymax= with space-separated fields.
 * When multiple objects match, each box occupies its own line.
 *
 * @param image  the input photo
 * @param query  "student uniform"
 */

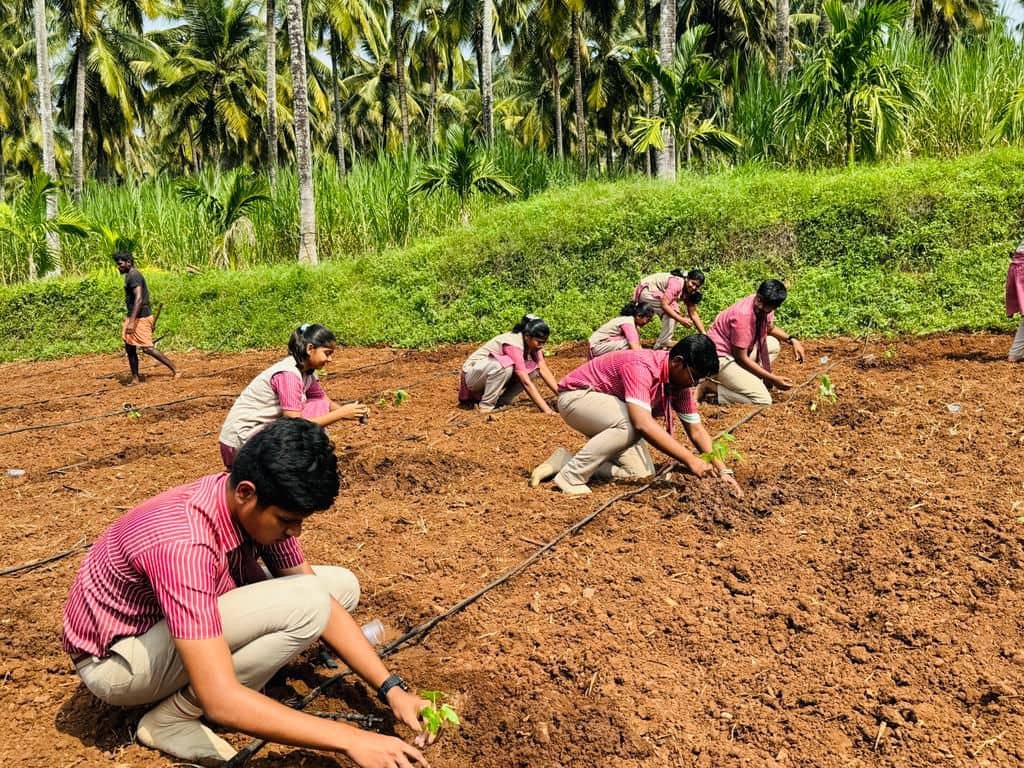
xmin=588 ymin=315 xmax=641 ymax=358
xmin=554 ymin=349 xmax=700 ymax=486
xmin=62 ymin=472 xmax=359 ymax=760
xmin=1007 ymin=241 xmax=1024 ymax=362
xmin=459 ymin=332 xmax=542 ymax=409
xmin=219 ymin=357 xmax=329 ymax=466
xmin=706 ymin=294 xmax=780 ymax=405
xmin=633 ymin=272 xmax=694 ymax=349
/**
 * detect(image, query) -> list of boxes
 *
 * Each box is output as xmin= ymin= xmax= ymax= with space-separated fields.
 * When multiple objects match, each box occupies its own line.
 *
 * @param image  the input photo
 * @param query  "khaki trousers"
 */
xmin=462 ymin=358 xmax=528 ymax=408
xmin=635 ymin=289 xmax=676 ymax=349
xmin=589 ymin=338 xmax=630 ymax=358
xmin=76 ymin=565 xmax=359 ymax=708
xmin=556 ymin=390 xmax=655 ymax=486
xmin=712 ymin=336 xmax=780 ymax=405
xmin=1011 ymin=318 xmax=1024 ymax=362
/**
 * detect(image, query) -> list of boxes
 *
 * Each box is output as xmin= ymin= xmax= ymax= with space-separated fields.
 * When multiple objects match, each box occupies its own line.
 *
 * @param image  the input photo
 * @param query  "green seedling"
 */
xmin=378 ymin=389 xmax=411 ymax=407
xmin=700 ymin=433 xmax=741 ymax=464
xmin=810 ymin=374 xmax=838 ymax=412
xmin=419 ymin=690 xmax=460 ymax=737
xmin=123 ymin=402 xmax=141 ymax=419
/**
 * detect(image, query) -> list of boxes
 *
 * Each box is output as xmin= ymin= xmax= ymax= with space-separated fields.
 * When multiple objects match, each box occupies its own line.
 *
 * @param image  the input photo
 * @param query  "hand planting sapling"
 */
xmin=419 ymin=690 xmax=460 ymax=737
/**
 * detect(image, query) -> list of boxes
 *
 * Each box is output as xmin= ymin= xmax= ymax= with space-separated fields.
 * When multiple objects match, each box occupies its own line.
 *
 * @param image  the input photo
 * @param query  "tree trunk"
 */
xmin=286 ymin=0 xmax=318 ymax=264
xmin=266 ymin=0 xmax=278 ymax=187
xmin=644 ymin=0 xmax=654 ymax=175
xmin=775 ymin=0 xmax=790 ymax=82
xmin=550 ymin=60 xmax=563 ymax=160
xmin=656 ymin=0 xmax=676 ymax=180
xmin=330 ymin=27 xmax=346 ymax=175
xmin=605 ymin=108 xmax=613 ymax=171
xmin=427 ymin=52 xmax=438 ymax=151
xmin=392 ymin=0 xmax=409 ymax=147
xmin=481 ymin=0 xmax=494 ymax=142
xmin=72 ymin=45 xmax=86 ymax=202
xmin=845 ymin=106 xmax=855 ymax=165
xmin=571 ymin=11 xmax=586 ymax=167
xmin=904 ymin=0 xmax=915 ymax=31
xmin=33 ymin=0 xmax=60 ymax=276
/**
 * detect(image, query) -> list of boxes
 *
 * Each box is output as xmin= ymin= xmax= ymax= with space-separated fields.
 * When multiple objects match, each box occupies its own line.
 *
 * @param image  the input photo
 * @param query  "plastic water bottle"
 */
xmin=361 ymin=619 xmax=386 ymax=647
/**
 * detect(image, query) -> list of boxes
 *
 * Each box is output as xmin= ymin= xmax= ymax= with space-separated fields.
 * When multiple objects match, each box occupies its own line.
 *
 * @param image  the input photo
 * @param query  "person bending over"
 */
xmin=698 ymin=279 xmax=805 ymax=406
xmin=633 ymin=269 xmax=707 ymax=349
xmin=458 ymin=314 xmax=559 ymax=414
xmin=218 ymin=323 xmax=369 ymax=468
xmin=114 ymin=251 xmax=177 ymax=384
xmin=530 ymin=335 xmax=741 ymax=497
xmin=588 ymin=301 xmax=656 ymax=359
xmin=62 ymin=418 xmax=433 ymax=766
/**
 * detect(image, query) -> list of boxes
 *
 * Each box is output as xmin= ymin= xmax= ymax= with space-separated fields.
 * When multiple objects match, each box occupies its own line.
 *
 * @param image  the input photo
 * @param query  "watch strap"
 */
xmin=377 ymin=673 xmax=407 ymax=704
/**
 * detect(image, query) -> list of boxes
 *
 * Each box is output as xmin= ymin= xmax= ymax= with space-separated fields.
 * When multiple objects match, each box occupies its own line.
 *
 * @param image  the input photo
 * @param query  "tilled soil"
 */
xmin=1 ymin=333 xmax=1023 ymax=768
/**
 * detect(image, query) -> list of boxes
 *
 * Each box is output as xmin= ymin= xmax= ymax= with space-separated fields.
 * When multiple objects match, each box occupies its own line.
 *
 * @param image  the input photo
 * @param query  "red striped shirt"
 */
xmin=62 ymin=473 xmax=305 ymax=659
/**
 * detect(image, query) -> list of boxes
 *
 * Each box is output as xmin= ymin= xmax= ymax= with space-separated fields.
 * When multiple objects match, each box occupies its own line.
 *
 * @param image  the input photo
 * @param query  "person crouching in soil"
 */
xmin=633 ymin=268 xmax=707 ymax=349
xmin=530 ymin=335 xmax=742 ymax=496
xmin=62 ymin=418 xmax=435 ymax=766
xmin=114 ymin=251 xmax=177 ymax=384
xmin=588 ymin=301 xmax=656 ymax=358
xmin=218 ymin=323 xmax=369 ymax=469
xmin=697 ymin=279 xmax=805 ymax=406
xmin=459 ymin=314 xmax=560 ymax=414
xmin=1006 ymin=239 xmax=1024 ymax=362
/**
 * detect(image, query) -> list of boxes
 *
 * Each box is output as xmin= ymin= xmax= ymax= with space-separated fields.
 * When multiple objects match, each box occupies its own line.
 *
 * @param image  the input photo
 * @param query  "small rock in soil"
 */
xmin=847 ymin=645 xmax=872 ymax=664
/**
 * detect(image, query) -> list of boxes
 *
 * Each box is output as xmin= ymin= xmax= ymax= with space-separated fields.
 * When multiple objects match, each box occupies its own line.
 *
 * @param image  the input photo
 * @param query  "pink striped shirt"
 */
xmin=558 ymin=349 xmax=699 ymax=434
xmin=62 ymin=473 xmax=305 ymax=659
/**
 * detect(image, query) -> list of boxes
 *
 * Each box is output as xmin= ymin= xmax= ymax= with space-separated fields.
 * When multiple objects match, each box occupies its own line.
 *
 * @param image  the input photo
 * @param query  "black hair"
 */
xmin=511 ymin=314 xmax=550 ymax=339
xmin=620 ymin=300 xmax=656 ymax=318
xmin=756 ymin=279 xmax=788 ymax=308
xmin=669 ymin=334 xmax=720 ymax=380
xmin=112 ymin=251 xmax=135 ymax=265
xmin=230 ymin=418 xmax=340 ymax=516
xmin=670 ymin=268 xmax=705 ymax=285
xmin=288 ymin=323 xmax=337 ymax=367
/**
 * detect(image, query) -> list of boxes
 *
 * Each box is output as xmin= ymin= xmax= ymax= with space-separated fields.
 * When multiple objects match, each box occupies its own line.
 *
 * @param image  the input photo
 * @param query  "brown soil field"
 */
xmin=2 ymin=332 xmax=1023 ymax=768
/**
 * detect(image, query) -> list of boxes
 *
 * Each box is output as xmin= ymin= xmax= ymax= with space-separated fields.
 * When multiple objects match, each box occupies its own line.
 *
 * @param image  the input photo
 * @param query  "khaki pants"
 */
xmin=712 ymin=336 xmax=780 ymax=405
xmin=556 ymin=390 xmax=655 ymax=486
xmin=76 ymin=566 xmax=359 ymax=708
xmin=1011 ymin=318 xmax=1024 ymax=362
xmin=589 ymin=338 xmax=630 ymax=358
xmin=462 ymin=358 xmax=530 ymax=408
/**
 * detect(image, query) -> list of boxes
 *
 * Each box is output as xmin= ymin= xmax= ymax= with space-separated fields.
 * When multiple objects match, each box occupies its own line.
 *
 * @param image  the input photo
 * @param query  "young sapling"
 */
xmin=700 ymin=433 xmax=741 ymax=465
xmin=419 ymin=690 xmax=460 ymax=737
xmin=810 ymin=374 xmax=838 ymax=412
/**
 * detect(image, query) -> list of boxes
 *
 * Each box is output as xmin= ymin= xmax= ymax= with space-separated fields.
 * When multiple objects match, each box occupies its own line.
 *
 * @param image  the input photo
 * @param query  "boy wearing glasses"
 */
xmin=530 ymin=335 xmax=741 ymax=496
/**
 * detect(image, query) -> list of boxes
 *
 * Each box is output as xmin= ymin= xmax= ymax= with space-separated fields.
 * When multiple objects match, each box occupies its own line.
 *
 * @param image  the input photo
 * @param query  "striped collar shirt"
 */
xmin=62 ymin=473 xmax=305 ymax=660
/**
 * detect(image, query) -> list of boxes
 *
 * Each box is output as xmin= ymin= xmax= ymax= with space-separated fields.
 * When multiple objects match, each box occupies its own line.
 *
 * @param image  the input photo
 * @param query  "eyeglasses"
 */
xmin=686 ymin=363 xmax=700 ymax=386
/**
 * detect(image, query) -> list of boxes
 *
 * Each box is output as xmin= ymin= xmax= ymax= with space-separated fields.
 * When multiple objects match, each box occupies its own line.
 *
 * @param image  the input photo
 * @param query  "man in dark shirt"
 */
xmin=114 ymin=251 xmax=177 ymax=383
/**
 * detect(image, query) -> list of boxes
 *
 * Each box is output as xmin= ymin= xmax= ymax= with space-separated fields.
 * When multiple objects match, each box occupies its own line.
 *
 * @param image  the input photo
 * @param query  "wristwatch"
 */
xmin=786 ymin=336 xmax=798 ymax=344
xmin=377 ymin=673 xmax=408 ymax=704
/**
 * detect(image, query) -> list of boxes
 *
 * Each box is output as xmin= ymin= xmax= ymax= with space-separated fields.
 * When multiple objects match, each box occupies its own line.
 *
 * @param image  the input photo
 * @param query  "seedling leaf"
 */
xmin=700 ymin=433 xmax=742 ymax=465
xmin=419 ymin=690 xmax=460 ymax=736
xmin=440 ymin=704 xmax=460 ymax=725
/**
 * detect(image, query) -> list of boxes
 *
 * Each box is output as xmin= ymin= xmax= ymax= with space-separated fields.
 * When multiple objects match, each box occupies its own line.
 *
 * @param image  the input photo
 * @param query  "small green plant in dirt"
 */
xmin=419 ymin=690 xmax=460 ymax=737
xmin=122 ymin=402 xmax=141 ymax=419
xmin=810 ymin=374 xmax=838 ymax=412
xmin=700 ymin=433 xmax=742 ymax=464
xmin=379 ymin=389 xmax=410 ymax=407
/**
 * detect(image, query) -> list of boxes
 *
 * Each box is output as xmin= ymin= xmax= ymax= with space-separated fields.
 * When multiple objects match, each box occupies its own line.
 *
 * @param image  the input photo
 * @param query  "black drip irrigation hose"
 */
xmin=0 ymin=394 xmax=235 ymax=438
xmin=0 ymin=539 xmax=92 ymax=577
xmin=225 ymin=357 xmax=841 ymax=766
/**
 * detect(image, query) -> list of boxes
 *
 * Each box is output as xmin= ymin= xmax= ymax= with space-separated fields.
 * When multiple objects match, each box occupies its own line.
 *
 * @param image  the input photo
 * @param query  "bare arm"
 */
xmin=517 ymin=370 xmax=556 ymax=415
xmin=660 ymin=295 xmax=691 ymax=325
xmin=626 ymin=403 xmax=711 ymax=476
xmin=628 ymin=338 xmax=644 ymax=352
xmin=175 ymin=637 xmax=429 ymax=766
xmin=281 ymin=402 xmax=369 ymax=426
xmin=537 ymin=355 xmax=559 ymax=395
xmin=732 ymin=346 xmax=792 ymax=389
xmin=686 ymin=303 xmax=706 ymax=334
xmin=769 ymin=327 xmax=806 ymax=362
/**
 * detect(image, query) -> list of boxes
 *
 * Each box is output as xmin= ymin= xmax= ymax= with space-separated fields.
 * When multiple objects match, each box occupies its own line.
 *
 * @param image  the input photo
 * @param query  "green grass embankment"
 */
xmin=2 ymin=148 xmax=1023 ymax=362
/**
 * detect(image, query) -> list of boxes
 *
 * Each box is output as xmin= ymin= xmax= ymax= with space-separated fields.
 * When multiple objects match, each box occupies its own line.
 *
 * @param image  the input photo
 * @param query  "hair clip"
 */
xmin=299 ymin=323 xmax=310 ymax=332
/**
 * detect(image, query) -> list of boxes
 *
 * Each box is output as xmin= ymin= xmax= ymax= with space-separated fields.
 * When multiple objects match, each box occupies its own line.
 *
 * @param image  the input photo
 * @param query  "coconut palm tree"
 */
xmin=32 ymin=0 xmax=61 ymax=270
xmin=265 ymin=0 xmax=279 ymax=185
xmin=177 ymin=169 xmax=271 ymax=267
xmin=410 ymin=124 xmax=520 ymax=224
xmin=630 ymin=27 xmax=742 ymax=168
xmin=776 ymin=0 xmax=924 ymax=164
xmin=656 ymin=0 xmax=676 ymax=177
xmin=285 ymin=0 xmax=317 ymax=262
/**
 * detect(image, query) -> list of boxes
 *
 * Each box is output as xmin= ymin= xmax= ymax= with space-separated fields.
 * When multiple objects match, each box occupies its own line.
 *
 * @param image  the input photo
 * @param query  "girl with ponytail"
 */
xmin=459 ymin=314 xmax=560 ymax=414
xmin=633 ymin=269 xmax=707 ymax=348
xmin=588 ymin=301 xmax=656 ymax=358
xmin=218 ymin=324 xmax=369 ymax=467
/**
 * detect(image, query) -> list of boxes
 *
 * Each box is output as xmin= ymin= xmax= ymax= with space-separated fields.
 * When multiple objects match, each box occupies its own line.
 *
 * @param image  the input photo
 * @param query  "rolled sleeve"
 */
xmin=673 ymin=387 xmax=701 ymax=424
xmin=620 ymin=362 xmax=655 ymax=410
